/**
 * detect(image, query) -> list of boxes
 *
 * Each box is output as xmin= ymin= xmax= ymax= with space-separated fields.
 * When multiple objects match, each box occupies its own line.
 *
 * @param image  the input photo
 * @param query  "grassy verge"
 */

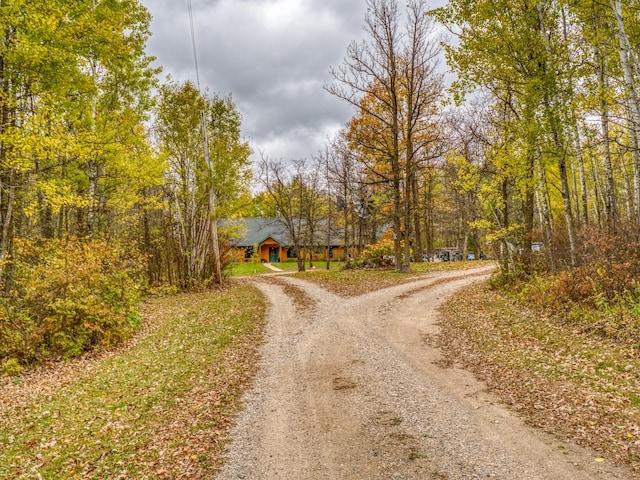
xmin=225 ymin=261 xmax=274 ymax=276
xmin=295 ymin=260 xmax=494 ymax=297
xmin=0 ymin=282 xmax=266 ymax=479
xmin=439 ymin=282 xmax=640 ymax=474
xmin=225 ymin=260 xmax=342 ymax=276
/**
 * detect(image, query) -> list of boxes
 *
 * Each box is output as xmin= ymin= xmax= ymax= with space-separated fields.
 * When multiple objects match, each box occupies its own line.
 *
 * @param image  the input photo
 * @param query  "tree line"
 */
xmin=315 ymin=0 xmax=640 ymax=280
xmin=434 ymin=0 xmax=640 ymax=278
xmin=0 ymin=0 xmax=251 ymax=365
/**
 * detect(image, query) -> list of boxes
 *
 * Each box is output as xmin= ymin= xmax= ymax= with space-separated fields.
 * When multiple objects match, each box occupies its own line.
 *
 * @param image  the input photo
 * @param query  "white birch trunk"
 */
xmin=612 ymin=0 xmax=640 ymax=217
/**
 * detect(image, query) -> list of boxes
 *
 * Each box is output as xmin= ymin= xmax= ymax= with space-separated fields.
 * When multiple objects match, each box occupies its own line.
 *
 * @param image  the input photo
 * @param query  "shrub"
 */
xmin=0 ymin=236 xmax=144 ymax=368
xmin=493 ymin=225 xmax=640 ymax=345
xmin=0 ymin=358 xmax=23 ymax=376
xmin=360 ymin=239 xmax=395 ymax=268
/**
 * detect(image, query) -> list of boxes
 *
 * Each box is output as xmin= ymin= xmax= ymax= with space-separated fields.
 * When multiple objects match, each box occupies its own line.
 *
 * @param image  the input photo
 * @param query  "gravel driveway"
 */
xmin=217 ymin=268 xmax=632 ymax=479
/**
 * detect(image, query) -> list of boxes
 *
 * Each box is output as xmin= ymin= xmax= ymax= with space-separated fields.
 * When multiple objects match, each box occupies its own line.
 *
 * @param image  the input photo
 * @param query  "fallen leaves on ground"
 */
xmin=438 ymin=282 xmax=640 ymax=476
xmin=296 ymin=261 xmax=495 ymax=297
xmin=0 ymin=281 xmax=266 ymax=479
xmin=256 ymin=275 xmax=317 ymax=312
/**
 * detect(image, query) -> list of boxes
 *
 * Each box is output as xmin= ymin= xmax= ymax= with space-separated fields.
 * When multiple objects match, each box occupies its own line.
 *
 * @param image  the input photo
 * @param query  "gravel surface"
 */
xmin=216 ymin=267 xmax=632 ymax=479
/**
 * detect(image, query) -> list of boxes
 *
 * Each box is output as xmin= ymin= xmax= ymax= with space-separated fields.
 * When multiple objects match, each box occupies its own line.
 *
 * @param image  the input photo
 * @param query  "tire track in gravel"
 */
xmin=216 ymin=267 xmax=633 ymax=479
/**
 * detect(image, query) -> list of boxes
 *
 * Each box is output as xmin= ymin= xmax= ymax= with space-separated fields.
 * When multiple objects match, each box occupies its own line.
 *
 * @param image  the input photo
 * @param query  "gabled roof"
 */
xmin=224 ymin=218 xmax=292 ymax=247
xmin=222 ymin=217 xmax=345 ymax=247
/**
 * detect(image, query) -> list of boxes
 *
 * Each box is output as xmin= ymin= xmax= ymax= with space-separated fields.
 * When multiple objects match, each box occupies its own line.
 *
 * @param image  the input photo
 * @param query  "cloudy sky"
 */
xmin=141 ymin=0 xmax=447 ymax=161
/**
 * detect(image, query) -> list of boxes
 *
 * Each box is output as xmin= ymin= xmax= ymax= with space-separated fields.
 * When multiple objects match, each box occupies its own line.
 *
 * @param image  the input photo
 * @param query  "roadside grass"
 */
xmin=225 ymin=260 xmax=342 ymax=277
xmin=225 ymin=261 xmax=273 ymax=276
xmin=272 ymin=261 xmax=309 ymax=272
xmin=297 ymin=268 xmax=417 ymax=296
xmin=225 ymin=258 xmax=493 ymax=280
xmin=296 ymin=260 xmax=494 ymax=296
xmin=439 ymin=282 xmax=640 ymax=473
xmin=410 ymin=259 xmax=494 ymax=273
xmin=0 ymin=282 xmax=266 ymax=479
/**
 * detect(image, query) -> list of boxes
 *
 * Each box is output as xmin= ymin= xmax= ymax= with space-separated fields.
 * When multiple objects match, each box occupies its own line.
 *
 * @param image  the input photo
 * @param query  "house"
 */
xmin=225 ymin=217 xmax=345 ymax=263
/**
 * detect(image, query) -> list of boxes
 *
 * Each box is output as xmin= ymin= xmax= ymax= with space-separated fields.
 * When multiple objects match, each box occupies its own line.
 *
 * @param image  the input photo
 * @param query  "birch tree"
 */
xmin=434 ymin=0 xmax=582 ymax=270
xmin=153 ymin=80 xmax=251 ymax=286
xmin=0 ymin=0 xmax=157 ymax=283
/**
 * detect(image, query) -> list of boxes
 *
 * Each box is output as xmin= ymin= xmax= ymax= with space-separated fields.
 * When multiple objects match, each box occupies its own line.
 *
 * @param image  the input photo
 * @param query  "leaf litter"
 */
xmin=0 ymin=282 xmax=266 ymax=479
xmin=4 ymin=263 xmax=630 ymax=478
xmin=438 ymin=282 xmax=640 ymax=475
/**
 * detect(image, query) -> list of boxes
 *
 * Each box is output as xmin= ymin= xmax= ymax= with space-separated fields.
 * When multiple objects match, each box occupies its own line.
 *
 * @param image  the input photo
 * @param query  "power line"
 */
xmin=185 ymin=0 xmax=222 ymax=284
xmin=186 ymin=0 xmax=202 ymax=91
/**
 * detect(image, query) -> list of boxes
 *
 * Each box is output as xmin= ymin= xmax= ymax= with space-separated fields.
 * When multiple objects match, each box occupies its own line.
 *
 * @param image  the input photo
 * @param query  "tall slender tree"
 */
xmin=153 ymin=80 xmax=251 ymax=286
xmin=328 ymin=0 xmax=444 ymax=272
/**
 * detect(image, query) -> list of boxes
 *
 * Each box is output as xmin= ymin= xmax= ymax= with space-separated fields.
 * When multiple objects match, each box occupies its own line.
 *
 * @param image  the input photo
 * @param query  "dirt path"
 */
xmin=216 ymin=268 xmax=632 ymax=479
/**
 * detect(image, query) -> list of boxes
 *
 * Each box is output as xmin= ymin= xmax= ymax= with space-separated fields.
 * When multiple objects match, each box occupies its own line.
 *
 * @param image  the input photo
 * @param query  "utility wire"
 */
xmin=186 ymin=0 xmax=202 ymax=91
xmin=185 ymin=0 xmax=222 ymax=284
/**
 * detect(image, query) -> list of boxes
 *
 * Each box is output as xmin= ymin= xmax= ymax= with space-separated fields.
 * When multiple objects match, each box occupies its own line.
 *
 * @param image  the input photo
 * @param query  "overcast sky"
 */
xmin=141 ymin=0 xmax=447 ymax=162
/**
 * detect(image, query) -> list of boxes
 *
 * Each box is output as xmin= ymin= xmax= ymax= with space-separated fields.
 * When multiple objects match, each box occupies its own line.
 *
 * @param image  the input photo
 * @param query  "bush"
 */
xmin=0 ymin=236 xmax=144 ymax=368
xmin=0 ymin=358 xmax=23 ymax=376
xmin=360 ymin=239 xmax=395 ymax=268
xmin=492 ymin=225 xmax=640 ymax=345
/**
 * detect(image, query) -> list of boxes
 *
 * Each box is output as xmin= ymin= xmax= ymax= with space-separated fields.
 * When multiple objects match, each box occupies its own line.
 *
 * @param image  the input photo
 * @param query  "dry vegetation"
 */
xmin=438 ymin=282 xmax=640 ymax=475
xmin=0 ymin=282 xmax=266 ymax=479
xmin=3 ymin=261 xmax=635 ymax=478
xmin=256 ymin=275 xmax=317 ymax=312
xmin=294 ymin=260 xmax=494 ymax=297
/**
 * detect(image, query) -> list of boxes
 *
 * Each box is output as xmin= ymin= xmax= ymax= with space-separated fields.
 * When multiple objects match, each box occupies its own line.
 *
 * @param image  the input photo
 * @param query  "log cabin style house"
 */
xmin=227 ymin=217 xmax=345 ymax=263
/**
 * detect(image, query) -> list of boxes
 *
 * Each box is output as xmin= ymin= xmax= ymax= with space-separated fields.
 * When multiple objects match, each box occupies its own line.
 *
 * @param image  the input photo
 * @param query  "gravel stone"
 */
xmin=216 ymin=268 xmax=632 ymax=479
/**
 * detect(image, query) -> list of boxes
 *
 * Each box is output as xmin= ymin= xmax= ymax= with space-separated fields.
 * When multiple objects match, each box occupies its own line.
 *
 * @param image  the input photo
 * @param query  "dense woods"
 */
xmin=3 ymin=0 xmax=640 ymax=368
xmin=0 ymin=0 xmax=252 ymax=367
xmin=431 ymin=0 xmax=640 ymax=326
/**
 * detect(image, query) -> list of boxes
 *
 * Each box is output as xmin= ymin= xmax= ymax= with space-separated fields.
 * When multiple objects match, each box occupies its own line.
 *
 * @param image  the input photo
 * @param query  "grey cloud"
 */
xmin=142 ymin=0 xmax=415 ymax=160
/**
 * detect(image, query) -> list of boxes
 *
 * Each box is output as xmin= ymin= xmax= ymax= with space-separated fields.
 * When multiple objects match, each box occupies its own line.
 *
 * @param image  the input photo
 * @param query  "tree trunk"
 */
xmin=629 ymin=115 xmax=640 ymax=218
xmin=536 ymin=156 xmax=555 ymax=271
xmin=574 ymin=123 xmax=589 ymax=226
xmin=537 ymin=4 xmax=576 ymax=266
xmin=596 ymin=43 xmax=617 ymax=227
xmin=611 ymin=0 xmax=640 ymax=220
xmin=412 ymin=173 xmax=423 ymax=261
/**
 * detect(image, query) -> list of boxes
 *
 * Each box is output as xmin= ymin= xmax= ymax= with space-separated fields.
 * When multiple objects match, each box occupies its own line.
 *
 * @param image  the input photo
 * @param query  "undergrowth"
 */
xmin=0 ymin=237 xmax=144 ymax=369
xmin=489 ymin=225 xmax=640 ymax=350
xmin=0 ymin=281 xmax=266 ymax=479
xmin=440 ymin=281 xmax=640 ymax=473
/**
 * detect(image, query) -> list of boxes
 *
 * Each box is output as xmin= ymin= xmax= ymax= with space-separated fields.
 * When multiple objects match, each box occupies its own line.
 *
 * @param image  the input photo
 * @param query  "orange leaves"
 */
xmin=0 ymin=236 xmax=144 ymax=366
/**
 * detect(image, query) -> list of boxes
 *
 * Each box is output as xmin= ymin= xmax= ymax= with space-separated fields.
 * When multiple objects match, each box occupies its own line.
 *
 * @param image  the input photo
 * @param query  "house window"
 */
xmin=287 ymin=246 xmax=297 ymax=258
xmin=244 ymin=246 xmax=254 ymax=259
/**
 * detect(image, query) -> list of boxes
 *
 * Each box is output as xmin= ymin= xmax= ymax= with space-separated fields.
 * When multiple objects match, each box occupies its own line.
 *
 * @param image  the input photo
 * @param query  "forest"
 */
xmin=2 ymin=0 xmax=640 ymax=369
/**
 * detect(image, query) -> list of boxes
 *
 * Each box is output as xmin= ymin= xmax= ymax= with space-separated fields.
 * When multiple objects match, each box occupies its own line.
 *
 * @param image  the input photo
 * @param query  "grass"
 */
xmin=440 ymin=282 xmax=640 ymax=473
xmin=0 ymin=282 xmax=266 ymax=479
xmin=225 ymin=260 xmax=345 ymax=277
xmin=409 ymin=259 xmax=494 ymax=273
xmin=295 ymin=260 xmax=494 ymax=296
xmin=225 ymin=260 xmax=273 ymax=276
xmin=297 ymin=268 xmax=417 ymax=296
xmin=226 ymin=258 xmax=494 ymax=279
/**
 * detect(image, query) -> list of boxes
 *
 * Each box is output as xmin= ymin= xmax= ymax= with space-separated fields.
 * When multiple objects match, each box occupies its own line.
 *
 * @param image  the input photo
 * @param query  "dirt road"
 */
xmin=217 ymin=268 xmax=632 ymax=479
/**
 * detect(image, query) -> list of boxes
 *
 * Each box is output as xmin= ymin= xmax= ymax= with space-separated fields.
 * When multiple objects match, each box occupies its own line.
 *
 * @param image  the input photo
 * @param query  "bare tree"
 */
xmin=326 ymin=0 xmax=444 ymax=272
xmin=328 ymin=134 xmax=362 ymax=263
xmin=259 ymin=154 xmax=318 ymax=272
xmin=400 ymin=0 xmax=445 ymax=266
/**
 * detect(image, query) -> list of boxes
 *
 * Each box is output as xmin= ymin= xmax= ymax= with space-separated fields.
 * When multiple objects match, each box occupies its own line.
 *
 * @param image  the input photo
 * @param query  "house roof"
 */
xmin=222 ymin=217 xmax=345 ymax=247
xmin=224 ymin=218 xmax=292 ymax=247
